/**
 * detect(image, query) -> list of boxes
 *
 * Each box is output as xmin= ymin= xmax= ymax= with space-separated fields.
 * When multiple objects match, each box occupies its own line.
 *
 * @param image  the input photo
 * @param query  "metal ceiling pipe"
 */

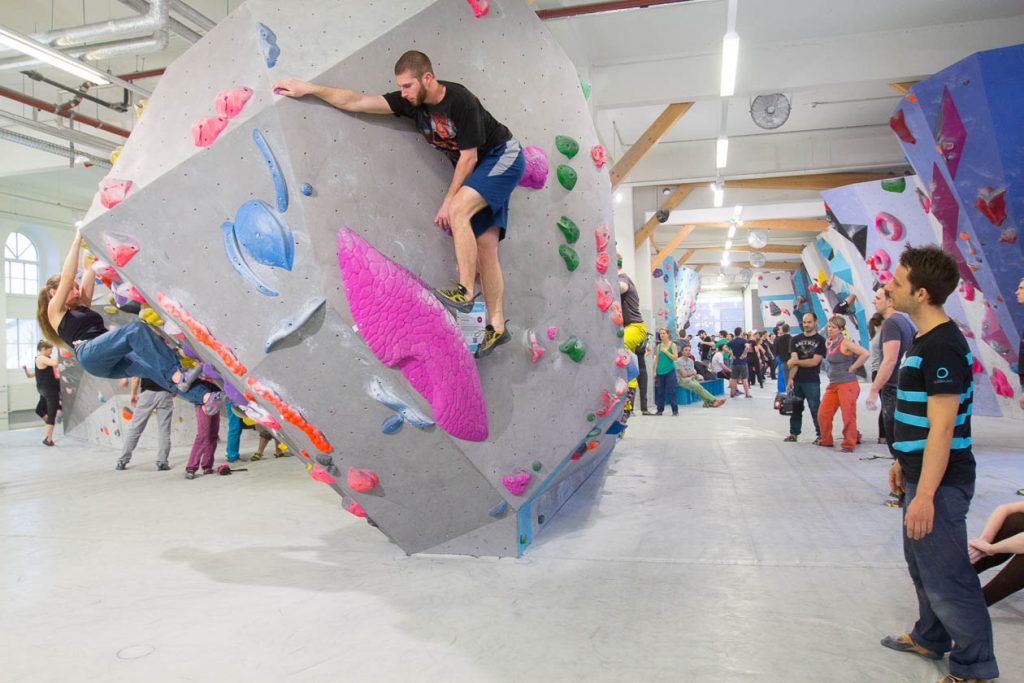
xmin=80 ymin=28 xmax=168 ymax=61
xmin=0 ymin=85 xmax=131 ymax=137
xmin=170 ymin=0 xmax=217 ymax=31
xmin=0 ymin=128 xmax=112 ymax=168
xmin=118 ymin=0 xmax=202 ymax=42
xmin=47 ymin=0 xmax=169 ymax=48
xmin=0 ymin=110 xmax=120 ymax=153
xmin=536 ymin=0 xmax=701 ymax=20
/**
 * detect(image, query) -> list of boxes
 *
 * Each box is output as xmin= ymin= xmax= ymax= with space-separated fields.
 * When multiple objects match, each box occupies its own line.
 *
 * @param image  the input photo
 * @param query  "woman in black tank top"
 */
xmin=22 ymin=340 xmax=61 ymax=446
xmin=36 ymin=229 xmax=224 ymax=415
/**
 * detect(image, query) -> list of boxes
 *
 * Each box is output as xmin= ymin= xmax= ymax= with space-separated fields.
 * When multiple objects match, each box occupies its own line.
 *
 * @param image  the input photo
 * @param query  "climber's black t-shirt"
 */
xmin=383 ymin=81 xmax=511 ymax=166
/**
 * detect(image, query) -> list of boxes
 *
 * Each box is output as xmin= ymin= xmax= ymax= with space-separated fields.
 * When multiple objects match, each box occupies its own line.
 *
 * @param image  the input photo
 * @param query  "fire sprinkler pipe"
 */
xmin=536 ymin=0 xmax=702 ymax=20
xmin=0 ymin=85 xmax=131 ymax=137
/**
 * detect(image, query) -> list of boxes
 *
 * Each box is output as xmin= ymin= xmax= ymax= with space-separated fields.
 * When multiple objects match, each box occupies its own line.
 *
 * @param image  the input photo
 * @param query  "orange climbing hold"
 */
xmin=156 ymin=293 xmax=247 ymax=375
xmin=246 ymin=376 xmax=333 ymax=453
xmin=121 ymin=407 xmax=134 ymax=420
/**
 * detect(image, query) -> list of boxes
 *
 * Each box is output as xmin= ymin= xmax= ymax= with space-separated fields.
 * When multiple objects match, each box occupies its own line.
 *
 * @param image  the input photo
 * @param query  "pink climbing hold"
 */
xmin=215 ymin=86 xmax=253 ymax=118
xmin=916 ymin=188 xmax=932 ymax=214
xmin=874 ymin=212 xmax=904 ymax=241
xmin=591 ymin=145 xmax=607 ymax=168
xmin=615 ymin=349 xmax=631 ymax=368
xmin=98 ymin=177 xmax=132 ymax=209
xmin=974 ymin=186 xmax=1007 ymax=227
xmin=961 ymin=281 xmax=975 ymax=301
xmin=595 ymin=223 xmax=610 ymax=252
xmin=501 ymin=471 xmax=531 ymax=496
xmin=547 ymin=326 xmax=558 ymax=341
xmin=991 ymin=369 xmax=1014 ymax=398
xmin=610 ymin=302 xmax=623 ymax=326
xmin=344 ymin=498 xmax=367 ymax=518
xmin=336 ymin=228 xmax=488 ymax=441
xmin=981 ymin=302 xmax=1016 ymax=364
xmin=90 ymin=258 xmax=118 ymax=280
xmin=596 ymin=278 xmax=614 ymax=312
xmin=115 ymin=281 xmax=146 ymax=305
xmin=877 ymin=270 xmax=893 ymax=285
xmin=971 ymin=356 xmax=984 ymax=374
xmin=347 ymin=467 xmax=379 ymax=493
xmin=870 ymin=249 xmax=891 ymax=272
xmin=595 ymin=390 xmax=617 ymax=417
xmin=528 ymin=329 xmax=546 ymax=364
xmin=191 ymin=116 xmax=229 ymax=147
xmin=466 ymin=0 xmax=490 ymax=17
xmin=517 ymin=145 xmax=548 ymax=190
xmin=595 ymin=251 xmax=610 ymax=274
xmin=310 ymin=464 xmax=336 ymax=485
xmin=101 ymin=232 xmax=140 ymax=267
xmin=614 ymin=378 xmax=628 ymax=397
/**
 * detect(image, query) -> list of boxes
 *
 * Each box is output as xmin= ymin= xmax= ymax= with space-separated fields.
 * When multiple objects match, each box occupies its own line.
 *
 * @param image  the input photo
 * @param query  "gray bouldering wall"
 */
xmin=80 ymin=0 xmax=624 ymax=556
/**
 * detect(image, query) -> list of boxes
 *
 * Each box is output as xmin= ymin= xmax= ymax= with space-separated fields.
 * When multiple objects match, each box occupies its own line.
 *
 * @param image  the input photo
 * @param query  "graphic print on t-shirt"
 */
xmin=427 ymin=113 xmax=457 ymax=151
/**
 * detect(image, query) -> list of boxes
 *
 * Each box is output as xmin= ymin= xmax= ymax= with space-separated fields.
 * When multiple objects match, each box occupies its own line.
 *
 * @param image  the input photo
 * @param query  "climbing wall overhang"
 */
xmin=79 ymin=0 xmax=626 ymax=556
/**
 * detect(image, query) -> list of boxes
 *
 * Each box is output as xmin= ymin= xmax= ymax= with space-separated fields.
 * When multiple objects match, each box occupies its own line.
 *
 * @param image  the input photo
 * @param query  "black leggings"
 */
xmin=973 ymin=512 xmax=1024 ymax=606
xmin=35 ymin=389 xmax=61 ymax=426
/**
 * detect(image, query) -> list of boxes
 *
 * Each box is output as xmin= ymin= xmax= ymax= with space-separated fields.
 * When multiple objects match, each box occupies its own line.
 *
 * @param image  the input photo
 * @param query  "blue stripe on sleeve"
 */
xmin=895 ymin=410 xmax=930 ymax=428
xmin=897 ymin=389 xmax=928 ymax=402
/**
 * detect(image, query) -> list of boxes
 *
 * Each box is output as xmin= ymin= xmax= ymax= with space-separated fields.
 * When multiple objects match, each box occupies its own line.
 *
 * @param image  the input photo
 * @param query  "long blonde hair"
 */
xmin=37 ymin=274 xmax=65 ymax=348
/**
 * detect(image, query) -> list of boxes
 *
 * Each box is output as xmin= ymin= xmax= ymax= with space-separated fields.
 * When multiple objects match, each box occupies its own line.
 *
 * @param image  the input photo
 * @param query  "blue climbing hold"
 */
xmin=300 ymin=183 xmax=313 ymax=196
xmin=221 ymin=220 xmax=278 ymax=296
xmin=252 ymin=129 xmax=288 ymax=212
xmin=257 ymin=23 xmax=280 ymax=68
xmin=233 ymin=200 xmax=294 ymax=270
xmin=488 ymin=500 xmax=508 ymax=518
xmin=381 ymin=413 xmax=404 ymax=434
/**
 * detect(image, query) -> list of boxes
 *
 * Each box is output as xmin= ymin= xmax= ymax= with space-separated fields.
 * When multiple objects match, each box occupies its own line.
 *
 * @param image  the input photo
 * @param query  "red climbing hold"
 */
xmin=610 ymin=302 xmax=623 ymax=326
xmin=215 ymin=86 xmax=253 ymax=118
xmin=528 ymin=329 xmax=546 ymax=364
xmin=156 ymin=293 xmax=248 ymax=375
xmin=595 ymin=252 xmax=610 ymax=274
xmin=191 ymin=116 xmax=229 ymax=147
xmin=101 ymin=233 xmax=140 ymax=267
xmin=596 ymin=278 xmax=614 ymax=312
xmin=615 ymin=349 xmax=631 ymax=368
xmin=466 ymin=0 xmax=490 ymax=17
xmin=974 ymin=186 xmax=1007 ymax=227
xmin=595 ymin=223 xmax=610 ymax=252
xmin=594 ymin=390 xmax=617 ymax=417
xmin=309 ymin=463 xmax=336 ymax=484
xmin=98 ymin=177 xmax=132 ymax=209
xmin=344 ymin=498 xmax=367 ymax=518
xmin=591 ymin=145 xmax=607 ymax=168
xmin=246 ymin=376 xmax=333 ymax=453
xmin=347 ymin=467 xmax=379 ymax=493
xmin=888 ymin=108 xmax=916 ymax=145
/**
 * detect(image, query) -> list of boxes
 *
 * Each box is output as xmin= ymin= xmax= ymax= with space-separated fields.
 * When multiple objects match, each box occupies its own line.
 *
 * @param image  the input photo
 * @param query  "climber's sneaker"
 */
xmin=175 ymin=365 xmax=203 ymax=393
xmin=475 ymin=324 xmax=510 ymax=359
xmin=432 ymin=283 xmax=477 ymax=314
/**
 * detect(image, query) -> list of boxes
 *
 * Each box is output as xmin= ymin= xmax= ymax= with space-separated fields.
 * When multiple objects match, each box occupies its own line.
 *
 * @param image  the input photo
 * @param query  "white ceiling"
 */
xmin=1 ymin=0 xmax=1022 ymax=279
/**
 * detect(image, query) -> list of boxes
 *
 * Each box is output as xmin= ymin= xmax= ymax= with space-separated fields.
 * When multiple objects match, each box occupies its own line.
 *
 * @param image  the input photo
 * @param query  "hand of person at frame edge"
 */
xmin=888 ymin=461 xmax=905 ymax=498
xmin=434 ymin=198 xmax=453 ymax=235
xmin=967 ymin=537 xmax=996 ymax=564
xmin=865 ymin=387 xmax=880 ymax=411
xmin=904 ymin=494 xmax=935 ymax=541
xmin=786 ymin=380 xmax=794 ymax=392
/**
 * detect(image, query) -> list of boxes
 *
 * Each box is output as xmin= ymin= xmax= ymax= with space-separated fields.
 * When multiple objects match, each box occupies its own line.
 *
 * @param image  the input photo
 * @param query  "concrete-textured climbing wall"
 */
xmin=822 ymin=176 xmax=1017 ymax=418
xmin=674 ymin=266 xmax=700 ymax=333
xmin=755 ymin=272 xmax=799 ymax=330
xmin=78 ymin=0 xmax=625 ymax=556
xmin=651 ymin=257 xmax=678 ymax=334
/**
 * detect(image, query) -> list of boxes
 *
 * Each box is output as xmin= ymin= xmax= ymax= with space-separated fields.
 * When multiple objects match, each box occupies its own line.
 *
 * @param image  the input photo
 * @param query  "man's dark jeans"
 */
xmin=880 ymin=384 xmax=898 ymax=457
xmin=789 ymin=381 xmax=821 ymax=437
xmin=902 ymin=481 xmax=998 ymax=681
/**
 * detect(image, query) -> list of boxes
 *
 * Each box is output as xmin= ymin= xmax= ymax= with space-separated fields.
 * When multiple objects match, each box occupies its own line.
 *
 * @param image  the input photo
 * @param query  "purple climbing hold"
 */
xmin=518 ymin=145 xmax=548 ymax=190
xmin=652 ymin=268 xmax=663 ymax=279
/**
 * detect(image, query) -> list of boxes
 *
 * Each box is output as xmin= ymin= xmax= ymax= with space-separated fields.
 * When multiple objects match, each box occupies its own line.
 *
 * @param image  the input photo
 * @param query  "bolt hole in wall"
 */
xmin=690 ymin=290 xmax=745 ymax=339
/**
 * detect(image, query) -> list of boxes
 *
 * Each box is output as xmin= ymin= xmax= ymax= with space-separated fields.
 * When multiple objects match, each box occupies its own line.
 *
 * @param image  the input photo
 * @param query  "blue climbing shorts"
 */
xmin=463 ymin=138 xmax=525 ymax=241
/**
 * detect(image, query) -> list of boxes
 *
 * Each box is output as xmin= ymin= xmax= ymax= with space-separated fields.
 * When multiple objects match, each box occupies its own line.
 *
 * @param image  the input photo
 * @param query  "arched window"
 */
xmin=4 ymin=231 xmax=40 ymax=295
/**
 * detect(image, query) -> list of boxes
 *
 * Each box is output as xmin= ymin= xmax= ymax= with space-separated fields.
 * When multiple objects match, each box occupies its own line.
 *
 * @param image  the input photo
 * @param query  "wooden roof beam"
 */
xmin=610 ymin=102 xmax=693 ymax=190
xmin=650 ymin=225 xmax=695 ymax=271
xmin=676 ymin=248 xmax=696 ymax=266
xmin=689 ymin=244 xmax=805 ymax=254
xmin=634 ymin=184 xmax=695 ymax=248
xmin=691 ymin=219 xmax=827 ymax=232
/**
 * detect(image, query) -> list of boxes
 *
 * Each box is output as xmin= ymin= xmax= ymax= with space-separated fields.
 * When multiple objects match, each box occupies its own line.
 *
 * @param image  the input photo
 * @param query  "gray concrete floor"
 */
xmin=1 ymin=383 xmax=1021 ymax=682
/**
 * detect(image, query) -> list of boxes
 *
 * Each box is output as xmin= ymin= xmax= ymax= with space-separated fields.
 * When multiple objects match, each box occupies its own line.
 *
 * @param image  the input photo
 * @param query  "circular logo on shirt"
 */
xmin=936 ymin=367 xmax=949 ymax=379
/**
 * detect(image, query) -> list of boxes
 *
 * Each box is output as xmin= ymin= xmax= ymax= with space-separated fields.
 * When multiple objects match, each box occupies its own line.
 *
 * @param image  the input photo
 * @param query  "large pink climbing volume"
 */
xmin=336 ymin=228 xmax=488 ymax=441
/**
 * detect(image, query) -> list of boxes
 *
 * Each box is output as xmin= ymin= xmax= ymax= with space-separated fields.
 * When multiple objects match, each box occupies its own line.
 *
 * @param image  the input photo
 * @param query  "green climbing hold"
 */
xmin=586 ymin=413 xmax=596 ymax=422
xmin=555 ymin=135 xmax=579 ymax=159
xmin=559 ymin=336 xmax=587 ymax=362
xmin=538 ymin=515 xmax=546 ymax=525
xmin=578 ymin=75 xmax=591 ymax=101
xmin=587 ymin=427 xmax=601 ymax=438
xmin=557 ymin=215 xmax=580 ymax=244
xmin=559 ymin=244 xmax=580 ymax=272
xmin=881 ymin=177 xmax=907 ymax=193
xmin=519 ymin=534 xmax=528 ymax=545
xmin=531 ymin=461 xmax=542 ymax=472
xmin=556 ymin=164 xmax=577 ymax=191
xmin=616 ymin=328 xmax=624 ymax=338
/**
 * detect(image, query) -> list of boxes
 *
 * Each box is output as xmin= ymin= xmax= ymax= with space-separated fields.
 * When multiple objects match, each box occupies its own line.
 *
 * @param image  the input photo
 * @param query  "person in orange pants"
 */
xmin=817 ymin=316 xmax=869 ymax=452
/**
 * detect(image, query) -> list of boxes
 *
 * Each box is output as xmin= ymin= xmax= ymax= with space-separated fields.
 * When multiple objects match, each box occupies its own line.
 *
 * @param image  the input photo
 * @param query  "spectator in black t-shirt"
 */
xmin=865 ymin=286 xmax=915 ymax=456
xmin=22 ymin=340 xmax=61 ymax=446
xmin=784 ymin=313 xmax=826 ymax=443
xmin=727 ymin=327 xmax=751 ymax=398
xmin=773 ymin=323 xmax=792 ymax=392
xmin=880 ymin=246 xmax=998 ymax=682
xmin=273 ymin=50 xmax=525 ymax=359
xmin=696 ymin=330 xmax=715 ymax=362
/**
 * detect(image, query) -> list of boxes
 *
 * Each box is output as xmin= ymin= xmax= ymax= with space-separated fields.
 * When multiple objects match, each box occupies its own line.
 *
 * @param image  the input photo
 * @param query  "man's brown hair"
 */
xmin=899 ymin=245 xmax=959 ymax=306
xmin=394 ymin=50 xmax=433 ymax=78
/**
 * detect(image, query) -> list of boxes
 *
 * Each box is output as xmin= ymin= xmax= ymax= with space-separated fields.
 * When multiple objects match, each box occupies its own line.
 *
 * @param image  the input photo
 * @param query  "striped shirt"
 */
xmin=893 ymin=320 xmax=975 ymax=486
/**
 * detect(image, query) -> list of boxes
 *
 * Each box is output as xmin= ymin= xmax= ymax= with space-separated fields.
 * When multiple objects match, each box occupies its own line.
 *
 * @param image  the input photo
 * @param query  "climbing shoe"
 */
xmin=938 ymin=675 xmax=987 ymax=683
xmin=784 ymin=434 xmax=798 ymax=442
xmin=880 ymin=633 xmax=942 ymax=660
xmin=175 ymin=365 xmax=203 ymax=393
xmin=474 ymin=324 xmax=510 ymax=359
xmin=432 ymin=283 xmax=477 ymax=314
xmin=202 ymin=391 xmax=226 ymax=416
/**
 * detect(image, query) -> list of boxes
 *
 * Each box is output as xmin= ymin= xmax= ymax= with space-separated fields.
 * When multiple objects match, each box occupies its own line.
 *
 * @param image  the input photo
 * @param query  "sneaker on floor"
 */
xmin=817 ymin=440 xmax=834 ymax=448
xmin=711 ymin=398 xmax=726 ymax=408
xmin=42 ymin=438 xmax=55 ymax=447
xmin=156 ymin=462 xmax=170 ymax=471
xmin=475 ymin=324 xmax=511 ymax=359
xmin=880 ymin=633 xmax=942 ymax=660
xmin=226 ymin=456 xmax=239 ymax=463
xmin=250 ymin=451 xmax=264 ymax=461
xmin=185 ymin=470 xmax=197 ymax=480
xmin=812 ymin=436 xmax=823 ymax=446
xmin=202 ymin=468 xmax=214 ymax=475
xmin=784 ymin=434 xmax=798 ymax=442
xmin=841 ymin=447 xmax=854 ymax=453
xmin=432 ymin=283 xmax=477 ymax=314
xmin=115 ymin=460 xmax=127 ymax=470
xmin=938 ymin=676 xmax=987 ymax=683
xmin=641 ymin=410 xmax=656 ymax=416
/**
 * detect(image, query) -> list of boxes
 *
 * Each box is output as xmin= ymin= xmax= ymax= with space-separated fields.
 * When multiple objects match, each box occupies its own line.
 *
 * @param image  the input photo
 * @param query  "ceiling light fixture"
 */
xmin=715 ymin=136 xmax=729 ymax=169
xmin=727 ymin=222 xmax=737 ymax=239
xmin=724 ymin=239 xmax=733 ymax=250
xmin=0 ymin=25 xmax=110 ymax=85
xmin=711 ymin=179 xmax=724 ymax=208
xmin=720 ymin=32 xmax=740 ymax=97
xmin=614 ymin=190 xmax=624 ymax=204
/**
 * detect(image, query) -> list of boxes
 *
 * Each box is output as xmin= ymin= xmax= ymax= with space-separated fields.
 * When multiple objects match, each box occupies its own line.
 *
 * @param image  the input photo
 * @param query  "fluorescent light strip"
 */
xmin=0 ymin=26 xmax=110 ymax=85
xmin=716 ymin=136 xmax=729 ymax=169
xmin=712 ymin=182 xmax=724 ymax=208
xmin=720 ymin=32 xmax=739 ymax=97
